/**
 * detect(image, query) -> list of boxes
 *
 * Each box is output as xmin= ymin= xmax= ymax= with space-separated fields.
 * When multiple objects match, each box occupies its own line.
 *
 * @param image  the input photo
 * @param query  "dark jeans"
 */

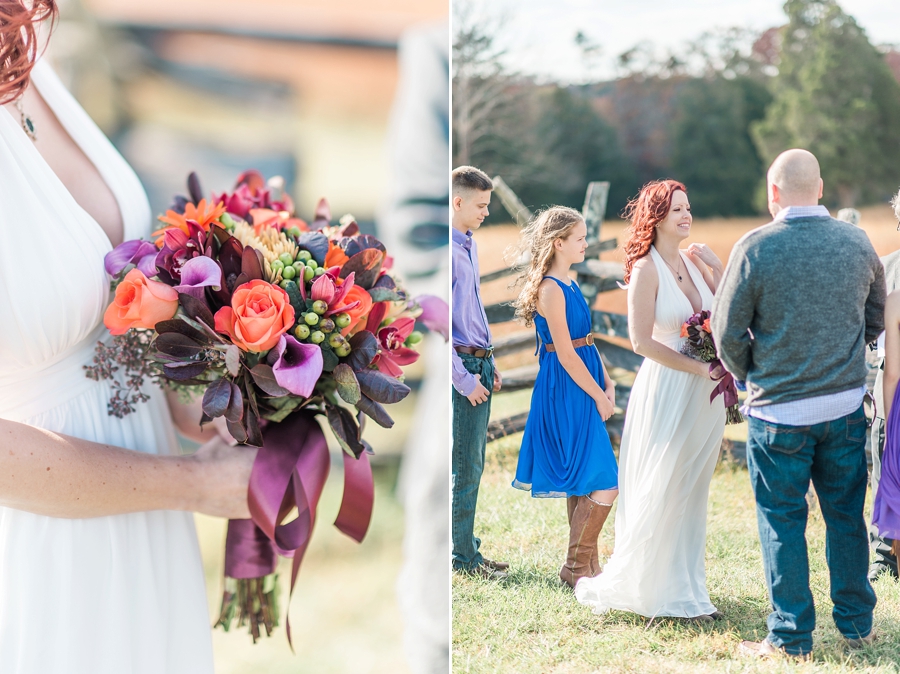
xmin=451 ymin=353 xmax=494 ymax=570
xmin=870 ymin=415 xmax=898 ymax=573
xmin=746 ymin=406 xmax=876 ymax=655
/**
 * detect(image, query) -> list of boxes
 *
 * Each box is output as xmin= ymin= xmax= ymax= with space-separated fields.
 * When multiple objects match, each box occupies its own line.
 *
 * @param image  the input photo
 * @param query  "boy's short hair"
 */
xmin=452 ymin=166 xmax=493 ymax=195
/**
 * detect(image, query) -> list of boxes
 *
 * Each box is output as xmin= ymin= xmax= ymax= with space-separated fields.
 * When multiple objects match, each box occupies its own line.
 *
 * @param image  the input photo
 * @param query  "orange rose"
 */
xmin=341 ymin=285 xmax=374 ymax=336
xmin=680 ymin=323 xmax=689 ymax=338
xmin=702 ymin=318 xmax=711 ymax=333
xmin=215 ymin=279 xmax=295 ymax=352
xmin=104 ymin=269 xmax=179 ymax=335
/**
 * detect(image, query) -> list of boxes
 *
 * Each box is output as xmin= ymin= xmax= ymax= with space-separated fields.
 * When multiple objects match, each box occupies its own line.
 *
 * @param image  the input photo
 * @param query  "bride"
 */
xmin=0 ymin=3 xmax=254 ymax=671
xmin=574 ymin=179 xmax=727 ymax=619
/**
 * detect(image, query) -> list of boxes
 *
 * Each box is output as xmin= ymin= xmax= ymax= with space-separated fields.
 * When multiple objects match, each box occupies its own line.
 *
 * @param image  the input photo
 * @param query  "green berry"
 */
xmin=270 ymin=259 xmax=285 ymax=272
xmin=336 ymin=343 xmax=352 ymax=357
xmin=220 ymin=212 xmax=235 ymax=228
xmin=278 ymin=252 xmax=294 ymax=266
xmin=319 ymin=317 xmax=336 ymax=333
xmin=281 ymin=264 xmax=296 ymax=280
xmin=328 ymin=333 xmax=345 ymax=349
xmin=288 ymin=226 xmax=302 ymax=239
xmin=312 ymin=300 xmax=328 ymax=315
xmin=310 ymin=330 xmax=326 ymax=344
xmin=305 ymin=258 xmax=318 ymax=270
xmin=304 ymin=312 xmax=319 ymax=326
xmin=405 ymin=331 xmax=424 ymax=346
xmin=314 ymin=267 xmax=326 ymax=277
xmin=334 ymin=313 xmax=351 ymax=329
xmin=297 ymin=250 xmax=312 ymax=262
xmin=292 ymin=261 xmax=305 ymax=272
xmin=303 ymin=266 xmax=315 ymax=282
xmin=293 ymin=324 xmax=310 ymax=340
xmin=279 ymin=279 xmax=292 ymax=289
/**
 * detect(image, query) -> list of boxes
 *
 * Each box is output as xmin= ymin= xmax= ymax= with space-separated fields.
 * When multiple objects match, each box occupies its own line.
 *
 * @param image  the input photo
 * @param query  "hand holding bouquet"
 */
xmin=679 ymin=310 xmax=743 ymax=425
xmin=86 ymin=171 xmax=448 ymax=644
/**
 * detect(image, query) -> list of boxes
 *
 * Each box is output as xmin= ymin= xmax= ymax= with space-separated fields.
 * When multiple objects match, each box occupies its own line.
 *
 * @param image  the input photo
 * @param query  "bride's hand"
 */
xmin=190 ymin=436 xmax=257 ymax=519
xmin=685 ymin=243 xmax=722 ymax=272
xmin=595 ymin=393 xmax=615 ymax=421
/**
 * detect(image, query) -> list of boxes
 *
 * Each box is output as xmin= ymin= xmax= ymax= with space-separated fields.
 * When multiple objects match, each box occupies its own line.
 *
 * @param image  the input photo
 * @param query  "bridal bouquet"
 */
xmin=85 ymin=171 xmax=448 ymax=644
xmin=679 ymin=310 xmax=742 ymax=425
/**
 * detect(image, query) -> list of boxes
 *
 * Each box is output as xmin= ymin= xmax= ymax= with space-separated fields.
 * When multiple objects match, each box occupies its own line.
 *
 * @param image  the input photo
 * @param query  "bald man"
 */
xmin=712 ymin=149 xmax=885 ymax=659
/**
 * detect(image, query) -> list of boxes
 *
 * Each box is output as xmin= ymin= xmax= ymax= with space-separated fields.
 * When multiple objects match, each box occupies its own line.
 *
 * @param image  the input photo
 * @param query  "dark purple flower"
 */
xmin=156 ymin=221 xmax=209 ymax=282
xmin=270 ymin=335 xmax=323 ymax=398
xmin=174 ymin=256 xmax=223 ymax=300
xmin=105 ymin=239 xmax=158 ymax=277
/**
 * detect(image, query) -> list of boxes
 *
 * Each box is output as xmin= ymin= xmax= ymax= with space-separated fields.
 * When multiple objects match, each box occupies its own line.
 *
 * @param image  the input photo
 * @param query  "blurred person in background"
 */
xmin=378 ymin=19 xmax=451 ymax=674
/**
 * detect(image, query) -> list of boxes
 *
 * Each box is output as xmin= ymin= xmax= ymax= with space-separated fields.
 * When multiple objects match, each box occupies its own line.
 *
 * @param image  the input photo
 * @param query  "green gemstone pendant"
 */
xmin=14 ymin=98 xmax=37 ymax=141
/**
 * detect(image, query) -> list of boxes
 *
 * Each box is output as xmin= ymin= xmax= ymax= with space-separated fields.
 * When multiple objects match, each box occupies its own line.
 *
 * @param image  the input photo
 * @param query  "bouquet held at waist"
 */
xmin=85 ymin=170 xmax=448 ymax=644
xmin=680 ymin=310 xmax=743 ymax=425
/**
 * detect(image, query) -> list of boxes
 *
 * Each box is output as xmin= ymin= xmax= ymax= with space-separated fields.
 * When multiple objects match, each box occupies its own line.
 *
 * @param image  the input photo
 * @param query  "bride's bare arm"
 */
xmin=629 ymin=256 xmax=712 ymax=378
xmin=685 ymin=243 xmax=724 ymax=292
xmin=0 ymin=418 xmax=254 ymax=520
xmin=538 ymin=280 xmax=614 ymax=420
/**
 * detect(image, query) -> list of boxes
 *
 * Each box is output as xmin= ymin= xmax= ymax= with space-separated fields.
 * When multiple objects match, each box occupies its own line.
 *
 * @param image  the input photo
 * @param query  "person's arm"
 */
xmin=685 ymin=243 xmax=724 ymax=293
xmin=538 ymin=281 xmax=614 ymax=420
xmin=0 ymin=417 xmax=254 ymax=520
xmin=710 ymin=246 xmax=755 ymax=381
xmin=865 ymin=252 xmax=887 ymax=345
xmin=599 ymin=357 xmax=616 ymax=407
xmin=882 ymin=291 xmax=900 ymax=418
xmin=628 ymin=257 xmax=712 ymax=377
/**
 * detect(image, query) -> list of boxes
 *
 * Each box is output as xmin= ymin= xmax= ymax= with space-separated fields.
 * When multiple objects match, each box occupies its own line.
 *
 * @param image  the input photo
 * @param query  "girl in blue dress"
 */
xmin=511 ymin=206 xmax=619 ymax=588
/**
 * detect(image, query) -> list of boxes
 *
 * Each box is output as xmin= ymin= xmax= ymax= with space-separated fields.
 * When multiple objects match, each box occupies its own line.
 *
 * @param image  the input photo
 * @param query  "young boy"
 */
xmin=451 ymin=165 xmax=508 ymax=580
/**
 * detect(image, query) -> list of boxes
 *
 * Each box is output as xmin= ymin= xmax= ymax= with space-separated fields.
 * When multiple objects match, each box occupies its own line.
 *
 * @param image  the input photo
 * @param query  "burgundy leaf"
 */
xmin=355 ymin=394 xmax=394 ymax=429
xmin=249 ymin=364 xmax=291 ymax=397
xmin=154 ymin=319 xmax=210 ymax=344
xmin=241 ymin=246 xmax=264 ymax=281
xmin=332 ymin=363 xmax=361 ymax=405
xmin=326 ymin=404 xmax=365 ymax=458
xmin=246 ymin=406 xmax=263 ymax=447
xmin=339 ymin=248 xmax=384 ymax=289
xmin=356 ymin=368 xmax=410 ymax=404
xmin=202 ymin=378 xmax=232 ymax=418
xmin=178 ymin=292 xmax=215 ymax=328
xmin=162 ymin=361 xmax=208 ymax=380
xmin=346 ymin=331 xmax=379 ymax=371
xmin=155 ymin=332 xmax=204 ymax=359
xmin=226 ymin=417 xmax=248 ymax=445
xmin=225 ymin=382 xmax=244 ymax=423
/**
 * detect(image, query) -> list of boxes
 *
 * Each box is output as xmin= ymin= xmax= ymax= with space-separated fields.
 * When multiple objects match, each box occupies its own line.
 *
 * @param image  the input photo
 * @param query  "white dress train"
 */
xmin=0 ymin=61 xmax=213 ymax=672
xmin=575 ymin=246 xmax=726 ymax=618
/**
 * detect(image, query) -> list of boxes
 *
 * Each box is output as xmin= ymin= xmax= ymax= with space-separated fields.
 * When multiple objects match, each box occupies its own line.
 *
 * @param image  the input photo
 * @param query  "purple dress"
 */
xmin=873 ymin=380 xmax=900 ymax=539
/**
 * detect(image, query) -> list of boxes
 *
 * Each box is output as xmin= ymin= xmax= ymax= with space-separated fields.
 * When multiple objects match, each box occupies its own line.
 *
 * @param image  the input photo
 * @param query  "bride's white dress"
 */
xmin=0 ymin=61 xmax=213 ymax=672
xmin=575 ymin=246 xmax=726 ymax=618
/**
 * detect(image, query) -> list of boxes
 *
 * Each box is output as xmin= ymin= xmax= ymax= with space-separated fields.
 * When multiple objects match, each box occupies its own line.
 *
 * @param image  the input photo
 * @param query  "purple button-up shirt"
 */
xmin=452 ymin=227 xmax=494 ymax=396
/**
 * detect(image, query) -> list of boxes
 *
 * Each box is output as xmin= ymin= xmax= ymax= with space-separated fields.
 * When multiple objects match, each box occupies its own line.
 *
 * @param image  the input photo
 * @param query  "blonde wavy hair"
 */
xmin=511 ymin=206 xmax=584 ymax=326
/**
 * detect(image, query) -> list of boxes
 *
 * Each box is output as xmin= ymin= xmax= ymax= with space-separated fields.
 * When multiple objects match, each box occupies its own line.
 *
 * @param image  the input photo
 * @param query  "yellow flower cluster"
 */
xmin=231 ymin=219 xmax=298 ymax=284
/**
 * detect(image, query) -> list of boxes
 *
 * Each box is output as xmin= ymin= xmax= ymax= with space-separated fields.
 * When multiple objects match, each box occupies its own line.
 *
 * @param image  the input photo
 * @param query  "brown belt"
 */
xmin=454 ymin=345 xmax=494 ymax=358
xmin=544 ymin=333 xmax=594 ymax=353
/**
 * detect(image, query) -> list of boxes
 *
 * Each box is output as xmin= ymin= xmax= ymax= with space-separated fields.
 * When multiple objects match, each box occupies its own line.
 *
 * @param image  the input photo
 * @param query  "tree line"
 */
xmin=453 ymin=0 xmax=900 ymax=221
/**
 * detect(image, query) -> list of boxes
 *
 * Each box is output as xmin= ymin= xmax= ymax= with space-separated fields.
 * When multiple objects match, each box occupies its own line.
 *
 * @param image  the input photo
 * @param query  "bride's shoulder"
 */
xmin=632 ymin=254 xmax=658 ymax=279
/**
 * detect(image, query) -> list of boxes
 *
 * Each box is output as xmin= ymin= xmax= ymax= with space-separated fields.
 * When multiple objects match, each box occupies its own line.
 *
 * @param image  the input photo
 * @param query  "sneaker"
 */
xmin=456 ymin=564 xmax=508 ymax=581
xmin=844 ymin=630 xmax=876 ymax=649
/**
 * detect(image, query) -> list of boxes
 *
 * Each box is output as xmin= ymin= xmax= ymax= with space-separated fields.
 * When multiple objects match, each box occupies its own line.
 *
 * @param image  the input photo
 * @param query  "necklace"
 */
xmin=661 ymin=251 xmax=683 ymax=282
xmin=14 ymin=98 xmax=37 ymax=141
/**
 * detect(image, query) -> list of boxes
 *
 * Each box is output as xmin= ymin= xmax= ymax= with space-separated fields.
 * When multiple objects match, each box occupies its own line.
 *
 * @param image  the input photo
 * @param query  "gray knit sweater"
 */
xmin=711 ymin=215 xmax=885 ymax=408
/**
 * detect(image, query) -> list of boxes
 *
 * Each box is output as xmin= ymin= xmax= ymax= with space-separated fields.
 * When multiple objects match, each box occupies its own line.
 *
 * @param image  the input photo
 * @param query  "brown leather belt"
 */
xmin=454 ymin=345 xmax=494 ymax=358
xmin=544 ymin=333 xmax=594 ymax=353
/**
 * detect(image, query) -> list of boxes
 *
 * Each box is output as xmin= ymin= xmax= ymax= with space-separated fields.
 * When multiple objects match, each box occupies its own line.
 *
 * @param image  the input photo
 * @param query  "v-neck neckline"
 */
xmin=1 ymin=61 xmax=125 ymax=251
xmin=652 ymin=246 xmax=703 ymax=314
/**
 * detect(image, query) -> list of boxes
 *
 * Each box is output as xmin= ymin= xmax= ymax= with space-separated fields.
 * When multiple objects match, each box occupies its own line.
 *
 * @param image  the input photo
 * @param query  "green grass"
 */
xmin=453 ymin=434 xmax=900 ymax=673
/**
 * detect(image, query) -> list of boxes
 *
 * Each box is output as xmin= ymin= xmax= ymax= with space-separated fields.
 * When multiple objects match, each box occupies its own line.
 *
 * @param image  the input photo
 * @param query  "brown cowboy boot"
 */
xmin=566 ymin=496 xmax=578 ymax=525
xmin=566 ymin=496 xmax=601 ymax=575
xmin=559 ymin=495 xmax=613 ymax=588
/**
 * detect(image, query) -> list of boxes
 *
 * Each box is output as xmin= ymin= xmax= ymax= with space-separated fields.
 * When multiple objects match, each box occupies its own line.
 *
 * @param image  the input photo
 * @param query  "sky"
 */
xmin=461 ymin=0 xmax=900 ymax=83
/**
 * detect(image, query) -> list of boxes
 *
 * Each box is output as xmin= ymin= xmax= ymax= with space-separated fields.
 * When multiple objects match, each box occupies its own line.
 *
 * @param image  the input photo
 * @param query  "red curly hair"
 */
xmin=0 ymin=0 xmax=57 ymax=105
xmin=622 ymin=179 xmax=687 ymax=284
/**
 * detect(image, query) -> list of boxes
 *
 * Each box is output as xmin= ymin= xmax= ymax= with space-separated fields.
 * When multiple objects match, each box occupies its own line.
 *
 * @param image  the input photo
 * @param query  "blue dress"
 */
xmin=513 ymin=277 xmax=618 ymax=497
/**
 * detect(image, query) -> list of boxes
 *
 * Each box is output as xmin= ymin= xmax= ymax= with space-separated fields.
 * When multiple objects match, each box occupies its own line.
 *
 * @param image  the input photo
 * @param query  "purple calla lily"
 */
xmin=271 ymin=335 xmax=324 ymax=398
xmin=174 ymin=256 xmax=223 ymax=300
xmin=104 ymin=239 xmax=159 ymax=277
xmin=415 ymin=295 xmax=450 ymax=341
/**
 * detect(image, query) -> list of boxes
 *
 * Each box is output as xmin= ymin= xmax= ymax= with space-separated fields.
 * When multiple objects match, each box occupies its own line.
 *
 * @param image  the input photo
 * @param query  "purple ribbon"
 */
xmin=709 ymin=359 xmax=739 ymax=408
xmin=223 ymin=410 xmax=374 ymax=648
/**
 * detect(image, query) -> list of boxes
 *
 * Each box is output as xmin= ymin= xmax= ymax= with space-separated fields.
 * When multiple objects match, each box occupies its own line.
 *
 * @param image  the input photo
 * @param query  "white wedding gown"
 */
xmin=0 ymin=61 xmax=213 ymax=672
xmin=575 ymin=246 xmax=726 ymax=618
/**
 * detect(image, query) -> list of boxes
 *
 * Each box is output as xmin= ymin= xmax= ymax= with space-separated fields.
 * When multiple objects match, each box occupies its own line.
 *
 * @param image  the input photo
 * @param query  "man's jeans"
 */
xmin=746 ymin=405 xmax=876 ymax=655
xmin=451 ymin=353 xmax=494 ymax=571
